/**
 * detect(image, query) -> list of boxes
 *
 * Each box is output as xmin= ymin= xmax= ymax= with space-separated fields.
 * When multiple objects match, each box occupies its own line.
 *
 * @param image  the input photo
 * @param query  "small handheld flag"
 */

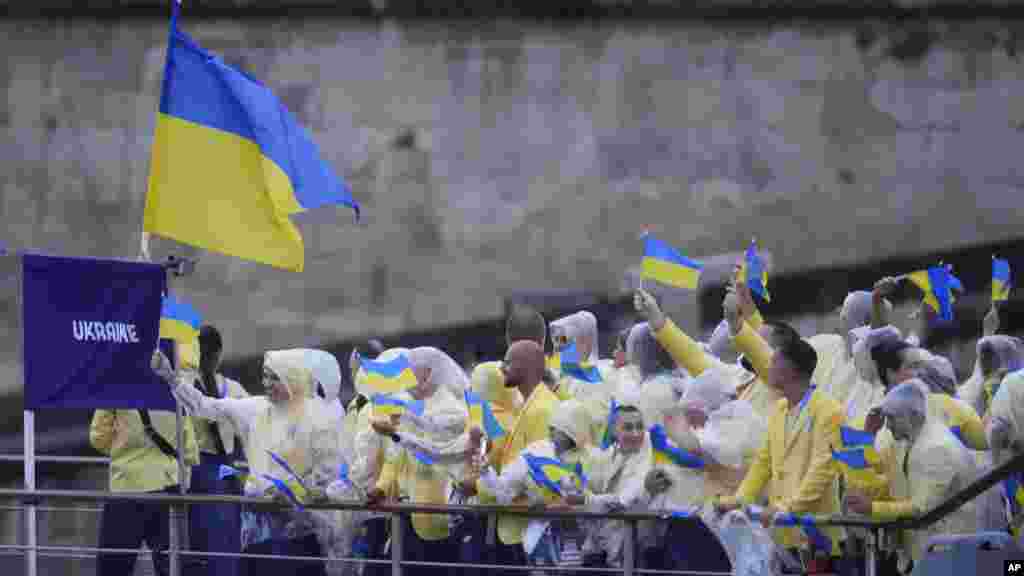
xmin=559 ymin=341 xmax=602 ymax=384
xmin=261 ymin=474 xmax=306 ymax=510
xmin=370 ymin=393 xmax=425 ymax=418
xmin=649 ymin=424 xmax=704 ymax=469
xmin=994 ymin=257 xmax=1012 ymax=303
xmin=358 ymin=353 xmax=419 ymax=397
xmin=600 ymin=398 xmax=619 ymax=450
xmin=906 ymin=265 xmax=955 ymax=322
xmin=267 ymin=450 xmax=309 ymax=490
xmin=739 ymin=239 xmax=770 ymax=302
xmin=465 ymin=390 xmax=506 ymax=439
xmin=748 ymin=507 xmax=832 ymax=553
xmin=640 ymin=232 xmax=703 ymax=290
xmin=523 ymin=453 xmax=586 ymax=501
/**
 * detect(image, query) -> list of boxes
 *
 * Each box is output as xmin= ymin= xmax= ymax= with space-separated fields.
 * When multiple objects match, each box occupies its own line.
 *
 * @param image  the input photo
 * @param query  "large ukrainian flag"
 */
xmin=144 ymin=2 xmax=360 ymax=273
xmin=641 ymin=233 xmax=703 ymax=290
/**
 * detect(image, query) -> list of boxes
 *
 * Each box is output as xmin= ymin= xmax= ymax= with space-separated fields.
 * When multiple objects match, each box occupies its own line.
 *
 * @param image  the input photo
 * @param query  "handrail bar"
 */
xmin=0 ymin=448 xmax=1021 ymax=530
xmin=0 ymin=487 xmax=888 ymax=527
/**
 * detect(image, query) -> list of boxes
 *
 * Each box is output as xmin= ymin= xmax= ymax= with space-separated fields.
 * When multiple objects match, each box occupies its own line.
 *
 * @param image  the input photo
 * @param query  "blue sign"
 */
xmin=22 ymin=254 xmax=174 ymax=410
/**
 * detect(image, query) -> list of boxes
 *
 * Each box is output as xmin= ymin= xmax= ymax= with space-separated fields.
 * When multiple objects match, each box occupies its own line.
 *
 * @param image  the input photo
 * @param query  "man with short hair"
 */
xmin=462 ymin=339 xmax=559 ymax=576
xmin=717 ymin=298 xmax=845 ymax=571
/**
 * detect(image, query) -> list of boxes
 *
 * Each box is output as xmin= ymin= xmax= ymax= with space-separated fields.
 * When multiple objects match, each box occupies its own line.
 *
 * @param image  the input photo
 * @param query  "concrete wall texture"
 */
xmin=1 ymin=18 xmax=1024 ymax=391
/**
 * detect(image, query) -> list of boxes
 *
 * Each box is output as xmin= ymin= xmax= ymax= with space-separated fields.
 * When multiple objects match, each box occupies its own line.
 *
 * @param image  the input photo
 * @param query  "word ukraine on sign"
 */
xmin=23 ymin=254 xmax=173 ymax=410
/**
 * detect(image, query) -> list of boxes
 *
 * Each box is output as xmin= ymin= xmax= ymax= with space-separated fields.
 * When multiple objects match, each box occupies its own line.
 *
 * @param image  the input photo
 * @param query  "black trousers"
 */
xmin=362 ymin=517 xmax=391 ymax=576
xmin=240 ymin=533 xmax=326 ymax=576
xmin=96 ymin=486 xmax=178 ymax=576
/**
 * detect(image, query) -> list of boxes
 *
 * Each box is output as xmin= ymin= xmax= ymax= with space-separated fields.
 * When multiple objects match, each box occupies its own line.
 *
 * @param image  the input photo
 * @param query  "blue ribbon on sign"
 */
xmin=218 ymin=464 xmax=249 ymax=480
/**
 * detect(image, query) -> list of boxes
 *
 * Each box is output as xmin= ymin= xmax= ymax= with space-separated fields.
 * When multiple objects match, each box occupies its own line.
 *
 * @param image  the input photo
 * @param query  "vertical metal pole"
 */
xmin=390 ymin=513 xmax=403 ymax=576
xmin=24 ymin=410 xmax=36 ymax=576
xmin=169 ymin=402 xmax=185 ymax=576
xmin=864 ymin=529 xmax=878 ymax=576
xmin=623 ymin=519 xmax=635 ymax=576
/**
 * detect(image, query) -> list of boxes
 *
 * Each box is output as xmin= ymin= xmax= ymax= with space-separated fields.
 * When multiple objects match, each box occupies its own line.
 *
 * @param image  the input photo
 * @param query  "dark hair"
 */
xmin=198 ymin=325 xmax=223 ymax=356
xmin=617 ymin=405 xmax=641 ymax=415
xmin=870 ymin=339 xmax=912 ymax=388
xmin=617 ymin=328 xmax=631 ymax=351
xmin=767 ymin=321 xmax=817 ymax=379
xmin=352 ymin=340 xmax=385 ymax=361
xmin=506 ymin=305 xmax=547 ymax=347
xmin=762 ymin=320 xmax=800 ymax=349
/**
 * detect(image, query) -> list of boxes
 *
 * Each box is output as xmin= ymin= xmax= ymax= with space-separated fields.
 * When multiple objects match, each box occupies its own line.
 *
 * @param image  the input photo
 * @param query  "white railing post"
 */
xmin=390 ymin=512 xmax=403 ymax=576
xmin=23 ymin=410 xmax=36 ymax=576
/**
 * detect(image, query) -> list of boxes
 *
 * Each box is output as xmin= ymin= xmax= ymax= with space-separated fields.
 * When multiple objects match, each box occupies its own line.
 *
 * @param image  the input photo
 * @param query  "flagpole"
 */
xmin=15 ymin=249 xmax=38 ymax=576
xmin=147 ymin=0 xmax=187 ymax=553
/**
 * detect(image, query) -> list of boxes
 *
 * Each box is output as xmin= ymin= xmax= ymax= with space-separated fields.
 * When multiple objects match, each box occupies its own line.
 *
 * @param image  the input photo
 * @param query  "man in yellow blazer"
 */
xmin=715 ymin=297 xmax=845 ymax=567
xmin=461 ymin=339 xmax=558 ymax=575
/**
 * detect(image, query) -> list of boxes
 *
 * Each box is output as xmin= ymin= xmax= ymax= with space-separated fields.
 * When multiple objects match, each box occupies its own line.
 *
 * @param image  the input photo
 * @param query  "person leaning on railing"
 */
xmin=89 ymin=384 xmax=200 ymax=576
xmin=713 ymin=297 xmax=846 ymax=572
xmin=844 ymin=380 xmax=979 ymax=575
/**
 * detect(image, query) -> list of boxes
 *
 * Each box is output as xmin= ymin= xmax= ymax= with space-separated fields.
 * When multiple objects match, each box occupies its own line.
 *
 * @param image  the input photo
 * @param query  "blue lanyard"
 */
xmin=795 ymin=386 xmax=815 ymax=416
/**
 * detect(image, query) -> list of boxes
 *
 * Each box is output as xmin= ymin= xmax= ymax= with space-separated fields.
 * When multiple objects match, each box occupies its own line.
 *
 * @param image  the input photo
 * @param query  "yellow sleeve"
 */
xmin=942 ymin=396 xmax=988 ymax=450
xmin=733 ymin=322 xmax=773 ymax=384
xmin=554 ymin=378 xmax=574 ymax=401
xmin=780 ymin=407 xmax=842 ymax=514
xmin=748 ymin=309 xmax=764 ymax=331
xmin=376 ymin=459 xmax=399 ymax=498
xmin=734 ymin=431 xmax=772 ymax=505
xmin=89 ymin=410 xmax=116 ymax=456
xmin=871 ymin=499 xmax=914 ymax=520
xmin=182 ymin=416 xmax=200 ymax=467
xmin=652 ymin=318 xmax=712 ymax=377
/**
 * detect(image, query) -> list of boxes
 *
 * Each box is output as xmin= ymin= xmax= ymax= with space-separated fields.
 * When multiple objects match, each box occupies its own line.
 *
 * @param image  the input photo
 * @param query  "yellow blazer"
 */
xmin=478 ymin=383 xmax=558 ymax=546
xmin=727 ymin=387 xmax=845 ymax=555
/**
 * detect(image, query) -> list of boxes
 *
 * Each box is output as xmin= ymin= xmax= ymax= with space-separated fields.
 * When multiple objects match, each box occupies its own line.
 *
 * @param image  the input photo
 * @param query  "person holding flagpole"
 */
xmin=185 ymin=325 xmax=249 ymax=576
xmin=153 ymin=347 xmax=341 ymax=576
xmin=90 ymin=383 xmax=200 ymax=576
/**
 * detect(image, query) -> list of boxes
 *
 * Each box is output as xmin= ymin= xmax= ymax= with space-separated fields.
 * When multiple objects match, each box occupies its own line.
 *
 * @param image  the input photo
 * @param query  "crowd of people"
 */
xmin=86 ymin=267 xmax=1023 ymax=576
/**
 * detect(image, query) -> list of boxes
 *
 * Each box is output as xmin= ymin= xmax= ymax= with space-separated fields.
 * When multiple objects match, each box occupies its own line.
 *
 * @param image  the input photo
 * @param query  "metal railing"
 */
xmin=0 ymin=450 xmax=1021 ymax=576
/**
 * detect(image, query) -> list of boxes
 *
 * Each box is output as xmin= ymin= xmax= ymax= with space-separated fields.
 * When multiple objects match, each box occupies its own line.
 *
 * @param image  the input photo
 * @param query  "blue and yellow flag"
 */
xmin=600 ymin=398 xmax=620 ymax=450
xmin=739 ymin=239 xmax=770 ymax=302
xmin=160 ymin=294 xmax=201 ymax=369
xmin=753 ymin=506 xmax=831 ymax=553
xmin=370 ymin=392 xmax=425 ymax=418
xmin=994 ymin=257 xmax=1012 ymax=303
xmin=649 ymin=424 xmax=704 ymax=469
xmin=907 ymin=265 xmax=955 ymax=322
xmin=260 ymin=474 xmax=307 ymax=509
xmin=832 ymin=426 xmax=883 ymax=485
xmin=358 ymin=353 xmax=419 ymax=397
xmin=143 ymin=2 xmax=360 ymax=273
xmin=523 ymin=453 xmax=586 ymax=501
xmin=465 ymin=389 xmax=506 ymax=439
xmin=641 ymin=232 xmax=703 ymax=290
xmin=559 ymin=341 xmax=602 ymax=383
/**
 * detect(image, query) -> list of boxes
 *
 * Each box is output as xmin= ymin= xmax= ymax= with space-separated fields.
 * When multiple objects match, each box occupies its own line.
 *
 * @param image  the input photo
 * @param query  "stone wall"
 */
xmin=1 ymin=18 xmax=1023 ymax=395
